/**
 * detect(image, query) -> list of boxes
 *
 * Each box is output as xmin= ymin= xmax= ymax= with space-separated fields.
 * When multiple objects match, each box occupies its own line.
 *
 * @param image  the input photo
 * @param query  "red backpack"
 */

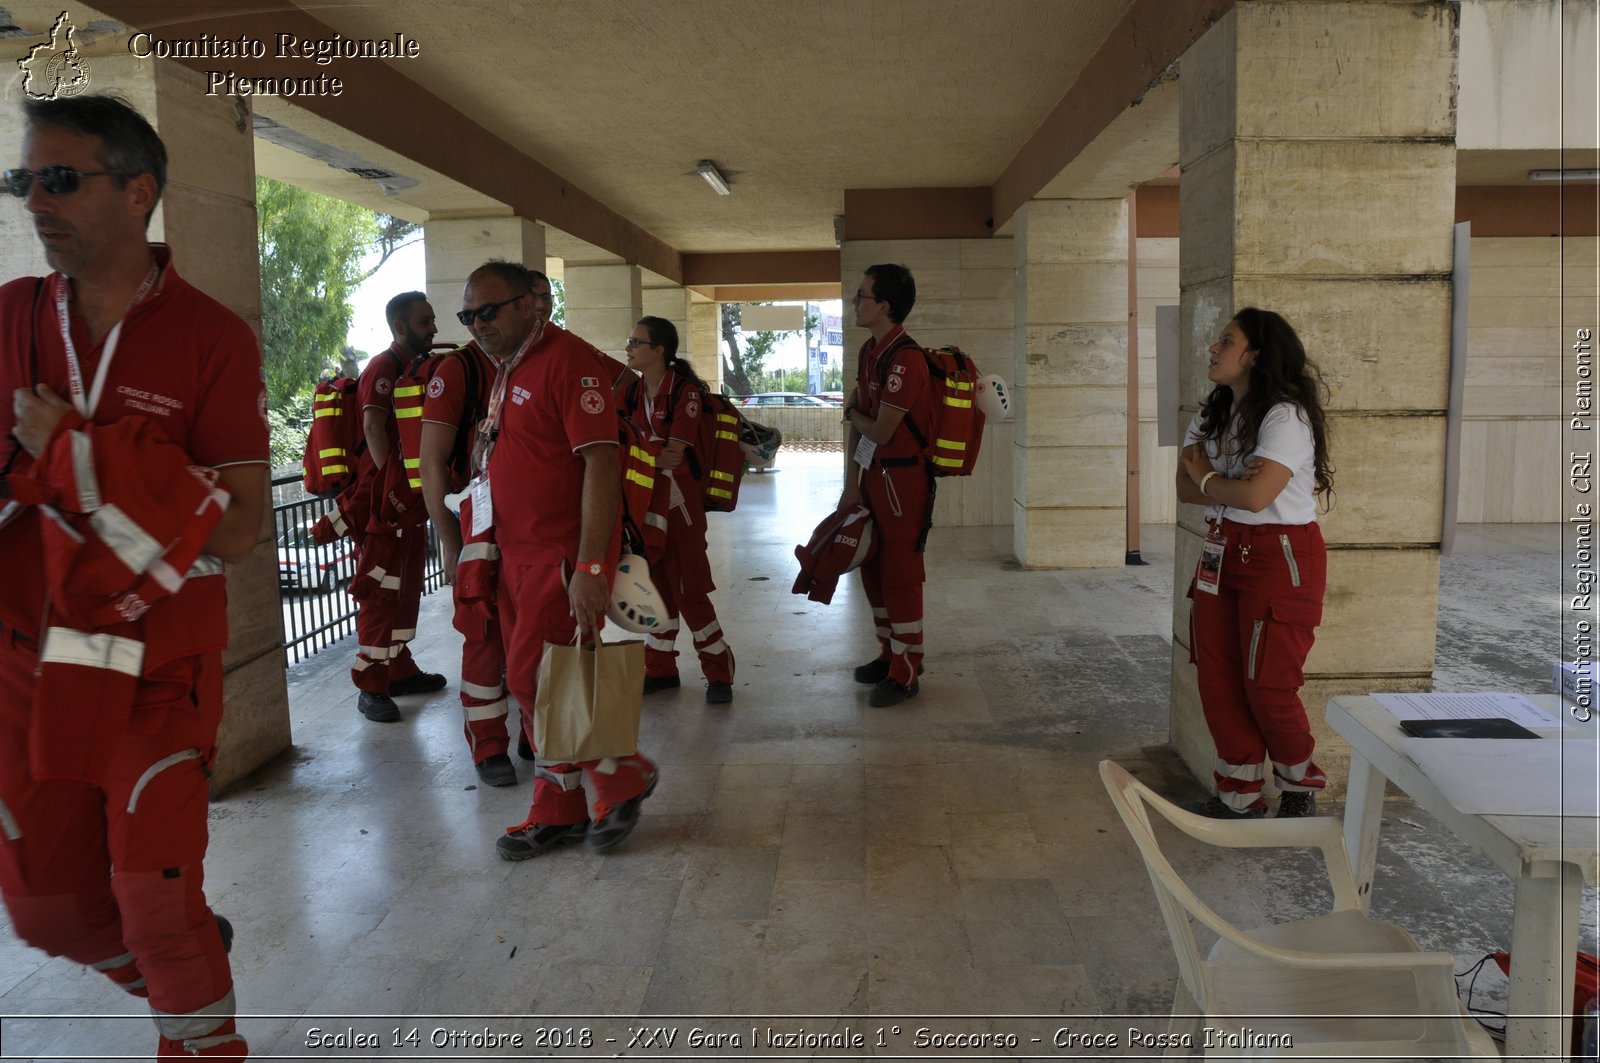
xmin=621 ymin=376 xmax=747 ymax=513
xmin=301 ymin=377 xmax=363 ymax=495
xmin=881 ymin=341 xmax=987 ymax=477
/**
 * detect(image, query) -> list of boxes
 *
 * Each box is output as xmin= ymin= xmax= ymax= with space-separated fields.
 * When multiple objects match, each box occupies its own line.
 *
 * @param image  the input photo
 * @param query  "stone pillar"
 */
xmin=1170 ymin=2 xmax=1458 ymax=796
xmin=423 ymin=216 xmax=545 ymax=340
xmin=4 ymin=52 xmax=291 ymax=791
xmin=1011 ymin=200 xmax=1130 ymax=568
xmin=689 ymin=296 xmax=722 ymax=393
xmin=564 ymin=263 xmax=642 ymax=359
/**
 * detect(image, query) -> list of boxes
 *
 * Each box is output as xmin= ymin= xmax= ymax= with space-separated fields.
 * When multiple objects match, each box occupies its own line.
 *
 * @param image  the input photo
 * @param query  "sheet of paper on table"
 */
xmin=1403 ymin=734 xmax=1600 ymax=816
xmin=1372 ymin=691 xmax=1567 ymax=729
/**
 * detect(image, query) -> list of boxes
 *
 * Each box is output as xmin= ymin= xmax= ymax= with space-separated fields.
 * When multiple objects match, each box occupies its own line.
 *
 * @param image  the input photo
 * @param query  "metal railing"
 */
xmin=271 ymin=473 xmax=442 ymax=665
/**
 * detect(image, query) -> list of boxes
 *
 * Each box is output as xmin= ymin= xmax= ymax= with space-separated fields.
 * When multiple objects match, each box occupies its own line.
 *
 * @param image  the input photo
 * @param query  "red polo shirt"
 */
xmin=855 ymin=324 xmax=933 ymax=466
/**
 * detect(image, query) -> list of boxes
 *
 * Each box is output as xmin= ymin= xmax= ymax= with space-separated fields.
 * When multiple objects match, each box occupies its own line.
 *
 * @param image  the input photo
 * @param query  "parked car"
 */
xmin=277 ymin=520 xmax=354 ymax=592
xmin=736 ymin=392 xmax=835 ymax=408
xmin=818 ymin=392 xmax=846 ymax=406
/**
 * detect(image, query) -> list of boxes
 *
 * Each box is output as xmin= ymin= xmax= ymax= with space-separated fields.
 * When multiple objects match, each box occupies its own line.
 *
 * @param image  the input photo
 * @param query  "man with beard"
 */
xmin=349 ymin=291 xmax=448 ymax=723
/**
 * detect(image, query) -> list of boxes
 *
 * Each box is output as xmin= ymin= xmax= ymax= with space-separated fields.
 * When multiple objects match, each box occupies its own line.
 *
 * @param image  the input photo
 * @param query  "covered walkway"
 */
xmin=0 ymin=453 xmax=1588 ymax=1057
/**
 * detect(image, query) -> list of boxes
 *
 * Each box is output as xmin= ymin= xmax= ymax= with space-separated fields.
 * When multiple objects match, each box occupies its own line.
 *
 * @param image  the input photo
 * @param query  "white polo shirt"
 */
xmin=1183 ymin=401 xmax=1318 ymax=525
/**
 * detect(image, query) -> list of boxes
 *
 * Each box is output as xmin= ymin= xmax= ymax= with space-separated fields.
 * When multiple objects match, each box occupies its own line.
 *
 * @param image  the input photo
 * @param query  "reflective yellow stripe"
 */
xmin=314 ymin=393 xmax=339 ymax=404
xmin=716 ymin=413 xmax=738 ymax=424
xmin=708 ymin=487 xmax=734 ymax=500
xmin=943 ymin=396 xmax=973 ymax=409
xmin=715 ymin=430 xmax=738 ymax=442
xmin=394 ymin=385 xmax=424 ymax=397
xmin=320 ymin=464 xmax=349 ymax=475
xmin=403 ymin=458 xmax=420 ymax=468
xmin=625 ymin=469 xmax=654 ymax=489
xmin=629 ymin=445 xmax=657 ymax=468
xmin=395 ymin=407 xmax=423 ymax=418
xmin=313 ymin=407 xmax=341 ymax=418
xmin=710 ymin=469 xmax=735 ymax=483
xmin=318 ymin=447 xmax=346 ymax=458
xmin=935 ymin=438 xmax=965 ymax=451
xmin=951 ymin=380 xmax=974 ymax=392
xmin=931 ymin=456 xmax=964 ymax=468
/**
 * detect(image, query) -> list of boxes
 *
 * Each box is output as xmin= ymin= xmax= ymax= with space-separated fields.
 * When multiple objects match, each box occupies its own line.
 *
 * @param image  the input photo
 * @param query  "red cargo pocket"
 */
xmin=1247 ymin=596 xmax=1323 ymax=688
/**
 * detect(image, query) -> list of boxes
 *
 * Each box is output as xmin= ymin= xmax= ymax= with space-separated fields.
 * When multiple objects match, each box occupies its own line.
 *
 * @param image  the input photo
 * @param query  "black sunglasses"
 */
xmin=3 ymin=165 xmax=124 ymax=198
xmin=456 ymin=292 xmax=530 ymax=327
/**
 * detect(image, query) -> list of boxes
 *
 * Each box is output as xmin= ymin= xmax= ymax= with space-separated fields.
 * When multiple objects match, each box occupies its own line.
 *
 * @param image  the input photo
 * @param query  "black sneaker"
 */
xmin=705 ymin=682 xmax=732 ymax=705
xmin=496 ymin=819 xmax=589 ymax=861
xmin=214 ymin=914 xmax=233 ymax=954
xmin=868 ymin=679 xmax=919 ymax=707
xmin=388 ymin=672 xmax=448 ymax=696
xmin=1186 ymin=796 xmax=1265 ymax=819
xmin=854 ymin=660 xmax=925 ymax=685
xmin=474 ymin=753 xmax=517 ymax=788
xmin=357 ymin=692 xmax=401 ymax=722
xmin=1276 ymin=791 xmax=1317 ymax=818
xmin=588 ymin=769 xmax=659 ymax=853
xmin=643 ymin=675 xmax=681 ymax=695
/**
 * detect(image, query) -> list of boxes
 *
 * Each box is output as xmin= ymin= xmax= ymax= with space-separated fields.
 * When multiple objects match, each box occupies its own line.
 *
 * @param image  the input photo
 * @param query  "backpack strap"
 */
xmin=873 ymin=335 xmax=930 ymax=452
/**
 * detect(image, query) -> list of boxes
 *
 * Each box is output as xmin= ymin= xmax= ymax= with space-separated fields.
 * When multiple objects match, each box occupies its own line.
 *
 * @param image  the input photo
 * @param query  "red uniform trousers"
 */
xmin=0 ymin=628 xmax=243 ymax=1059
xmin=859 ymin=462 xmax=931 ymax=686
xmin=453 ymin=592 xmax=510 ymax=763
xmin=1188 ymin=519 xmax=1327 ymax=813
xmin=497 ymin=560 xmax=655 ymax=826
xmin=350 ymin=522 xmax=428 ymax=693
xmin=644 ymin=497 xmax=733 ymax=685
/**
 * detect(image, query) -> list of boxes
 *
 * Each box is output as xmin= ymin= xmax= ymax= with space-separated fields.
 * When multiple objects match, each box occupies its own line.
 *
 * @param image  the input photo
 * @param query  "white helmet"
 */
xmin=607 ymin=553 xmax=664 ymax=632
xmin=975 ymin=373 xmax=1012 ymax=420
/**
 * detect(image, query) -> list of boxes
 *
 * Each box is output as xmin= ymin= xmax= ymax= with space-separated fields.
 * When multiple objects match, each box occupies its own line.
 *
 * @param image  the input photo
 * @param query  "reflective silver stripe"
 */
xmin=92 ymin=950 xmax=137 ymax=972
xmin=890 ymin=620 xmax=923 ymax=635
xmin=645 ymin=634 xmax=676 ymax=652
xmin=1247 ymin=620 xmax=1264 ymax=680
xmin=147 ymin=558 xmax=183 ymax=594
xmin=532 ymin=762 xmax=584 ymax=790
xmin=691 ymin=621 xmax=722 ymax=642
xmin=184 ymin=1030 xmax=246 ymax=1051
xmin=187 ymin=555 xmax=224 ymax=579
xmin=698 ymin=639 xmax=729 ymax=656
xmin=1272 ymin=756 xmax=1320 ymax=786
xmin=0 ymin=499 xmax=20 ymax=530
xmin=351 ymin=657 xmax=374 ymax=672
xmin=889 ymin=638 xmax=919 ymax=654
xmin=0 ymin=798 xmax=19 ymax=842
xmin=330 ymin=511 xmax=349 ymax=536
xmin=89 ymin=502 xmax=163 ymax=575
xmin=460 ymin=679 xmax=503 ymax=700
xmin=70 ymin=429 xmax=100 ymax=511
xmin=358 ymin=644 xmax=391 ymax=660
xmin=464 ymin=698 xmax=508 ymax=721
xmin=41 ymin=628 xmax=144 ymax=677
xmin=1214 ymin=757 xmax=1266 ymax=782
xmin=127 ymin=749 xmax=202 ymax=814
xmin=390 ymin=628 xmax=416 ymax=641
xmin=121 ymin=976 xmax=148 ymax=992
xmin=151 ymin=988 xmax=235 ymax=1040
xmin=1279 ymin=533 xmax=1301 ymax=588
xmin=379 ymin=573 xmax=401 ymax=590
xmin=644 ymin=512 xmax=669 ymax=532
xmin=459 ymin=542 xmax=500 ymax=563
xmin=872 ymin=608 xmax=889 ymax=618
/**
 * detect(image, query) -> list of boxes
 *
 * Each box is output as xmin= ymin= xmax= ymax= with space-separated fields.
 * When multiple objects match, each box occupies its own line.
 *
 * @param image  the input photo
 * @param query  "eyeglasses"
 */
xmin=456 ymin=293 xmax=529 ymax=327
xmin=851 ymin=289 xmax=882 ymax=304
xmin=3 ymin=165 xmax=124 ymax=198
xmin=624 ymin=337 xmax=656 ymax=349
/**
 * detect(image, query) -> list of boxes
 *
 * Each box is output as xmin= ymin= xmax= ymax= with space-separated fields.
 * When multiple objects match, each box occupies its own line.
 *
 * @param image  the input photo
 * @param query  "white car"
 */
xmin=277 ymin=521 xmax=354 ymax=592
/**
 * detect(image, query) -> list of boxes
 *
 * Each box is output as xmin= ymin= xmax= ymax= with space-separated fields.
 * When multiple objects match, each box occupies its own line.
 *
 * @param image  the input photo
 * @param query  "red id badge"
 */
xmin=1195 ymin=520 xmax=1225 ymax=595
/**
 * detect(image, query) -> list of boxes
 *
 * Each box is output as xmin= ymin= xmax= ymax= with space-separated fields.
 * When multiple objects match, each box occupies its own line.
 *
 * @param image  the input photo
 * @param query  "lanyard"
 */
xmin=55 ymin=262 xmax=160 ymax=418
xmin=477 ymin=321 xmax=546 ymax=467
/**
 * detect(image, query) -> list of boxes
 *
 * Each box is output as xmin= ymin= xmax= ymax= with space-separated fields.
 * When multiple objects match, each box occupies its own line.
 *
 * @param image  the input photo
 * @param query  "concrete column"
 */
xmin=688 ymin=296 xmax=722 ymax=393
xmin=564 ymin=263 xmax=642 ymax=359
xmin=1011 ymin=199 xmax=1130 ymax=568
xmin=423 ymin=216 xmax=545 ymax=339
xmin=3 ymin=53 xmax=290 ymax=790
xmin=1170 ymin=1 xmax=1458 ymax=795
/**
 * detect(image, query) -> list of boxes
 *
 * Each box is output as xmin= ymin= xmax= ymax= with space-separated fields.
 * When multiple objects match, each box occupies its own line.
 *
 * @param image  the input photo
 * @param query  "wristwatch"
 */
xmin=577 ymin=560 xmax=607 ymax=578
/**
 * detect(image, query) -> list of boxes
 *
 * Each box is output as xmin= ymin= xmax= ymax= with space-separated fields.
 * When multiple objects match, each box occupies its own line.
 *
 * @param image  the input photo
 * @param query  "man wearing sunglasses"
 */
xmin=0 ymin=96 xmax=264 ymax=1059
xmin=458 ymin=260 xmax=659 ymax=861
xmin=346 ymin=290 xmax=449 ymax=725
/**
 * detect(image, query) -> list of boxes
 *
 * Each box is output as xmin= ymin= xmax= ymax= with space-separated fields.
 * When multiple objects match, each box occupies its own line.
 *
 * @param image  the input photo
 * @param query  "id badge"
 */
xmin=1195 ymin=521 xmax=1225 ymax=595
xmin=470 ymin=475 xmax=493 ymax=536
xmin=853 ymin=436 xmax=877 ymax=470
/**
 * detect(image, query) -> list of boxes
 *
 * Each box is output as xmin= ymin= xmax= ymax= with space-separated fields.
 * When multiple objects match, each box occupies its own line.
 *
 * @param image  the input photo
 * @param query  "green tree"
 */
xmin=720 ymin=303 xmax=801 ymax=396
xmin=255 ymin=177 xmax=417 ymax=408
xmin=550 ymin=277 xmax=567 ymax=327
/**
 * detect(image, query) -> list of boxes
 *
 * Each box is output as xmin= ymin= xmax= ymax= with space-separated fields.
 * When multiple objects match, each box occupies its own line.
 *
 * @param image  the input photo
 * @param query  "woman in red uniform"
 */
xmin=1177 ymin=308 xmax=1334 ymax=819
xmin=616 ymin=317 xmax=735 ymax=704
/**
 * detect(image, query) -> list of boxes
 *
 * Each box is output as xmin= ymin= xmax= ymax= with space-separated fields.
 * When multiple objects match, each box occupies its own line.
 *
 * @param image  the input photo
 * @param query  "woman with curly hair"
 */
xmin=1177 ymin=308 xmax=1334 ymax=819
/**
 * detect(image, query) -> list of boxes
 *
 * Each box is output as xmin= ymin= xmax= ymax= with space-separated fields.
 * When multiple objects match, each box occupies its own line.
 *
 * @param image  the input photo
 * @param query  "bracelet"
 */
xmin=575 ymin=560 xmax=609 ymax=578
xmin=1199 ymin=471 xmax=1219 ymax=497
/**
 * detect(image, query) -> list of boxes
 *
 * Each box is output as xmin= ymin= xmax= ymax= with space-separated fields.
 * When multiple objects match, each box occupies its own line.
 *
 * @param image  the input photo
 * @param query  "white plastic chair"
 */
xmin=1099 ymin=760 xmax=1500 ymax=1059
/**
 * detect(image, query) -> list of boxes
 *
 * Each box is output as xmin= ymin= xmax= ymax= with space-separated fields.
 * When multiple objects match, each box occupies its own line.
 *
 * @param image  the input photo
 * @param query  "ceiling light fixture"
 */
xmin=1528 ymin=168 xmax=1600 ymax=182
xmin=697 ymin=159 xmax=731 ymax=196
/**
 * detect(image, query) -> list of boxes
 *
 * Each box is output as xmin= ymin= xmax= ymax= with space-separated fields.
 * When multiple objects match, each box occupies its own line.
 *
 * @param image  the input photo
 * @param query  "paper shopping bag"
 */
xmin=533 ymin=635 xmax=644 ymax=762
